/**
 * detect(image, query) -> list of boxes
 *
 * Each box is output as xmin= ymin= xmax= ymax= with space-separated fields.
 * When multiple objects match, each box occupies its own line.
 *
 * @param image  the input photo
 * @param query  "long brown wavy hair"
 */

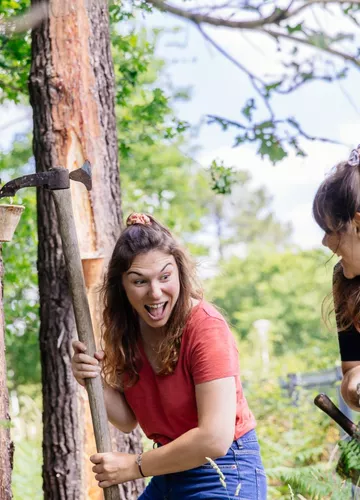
xmin=313 ymin=159 xmax=360 ymax=331
xmin=101 ymin=213 xmax=202 ymax=390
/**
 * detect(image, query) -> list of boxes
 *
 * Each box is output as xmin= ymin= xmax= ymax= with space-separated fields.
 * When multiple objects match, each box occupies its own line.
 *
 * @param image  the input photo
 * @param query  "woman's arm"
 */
xmin=103 ymin=381 xmax=137 ymax=433
xmin=341 ymin=361 xmax=360 ymax=411
xmin=333 ymin=264 xmax=360 ymax=411
xmin=91 ymin=376 xmax=237 ymax=487
xmin=140 ymin=376 xmax=237 ymax=476
xmin=71 ymin=340 xmax=137 ymax=433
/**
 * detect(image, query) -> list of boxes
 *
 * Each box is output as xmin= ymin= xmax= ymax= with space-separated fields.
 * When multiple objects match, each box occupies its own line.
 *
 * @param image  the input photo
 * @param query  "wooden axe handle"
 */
xmin=52 ymin=188 xmax=121 ymax=500
xmin=314 ymin=393 xmax=358 ymax=437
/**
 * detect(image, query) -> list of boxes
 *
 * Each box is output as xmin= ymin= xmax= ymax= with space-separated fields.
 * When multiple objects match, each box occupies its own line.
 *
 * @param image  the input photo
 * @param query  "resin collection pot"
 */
xmin=0 ymin=204 xmax=25 ymax=242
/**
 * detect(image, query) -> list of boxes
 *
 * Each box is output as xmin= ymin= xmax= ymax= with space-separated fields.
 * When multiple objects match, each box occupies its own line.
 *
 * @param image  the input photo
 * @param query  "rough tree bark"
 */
xmin=0 ymin=245 xmax=14 ymax=500
xmin=29 ymin=0 xmax=144 ymax=498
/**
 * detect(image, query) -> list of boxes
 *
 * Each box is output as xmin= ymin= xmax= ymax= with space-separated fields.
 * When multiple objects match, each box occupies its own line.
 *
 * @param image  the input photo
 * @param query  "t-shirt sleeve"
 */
xmin=333 ymin=264 xmax=360 ymax=361
xmin=338 ymin=326 xmax=360 ymax=361
xmin=188 ymin=315 xmax=239 ymax=385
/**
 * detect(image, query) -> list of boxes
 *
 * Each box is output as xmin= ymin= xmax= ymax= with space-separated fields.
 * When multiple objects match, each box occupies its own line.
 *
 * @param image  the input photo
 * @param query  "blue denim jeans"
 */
xmin=138 ymin=429 xmax=267 ymax=499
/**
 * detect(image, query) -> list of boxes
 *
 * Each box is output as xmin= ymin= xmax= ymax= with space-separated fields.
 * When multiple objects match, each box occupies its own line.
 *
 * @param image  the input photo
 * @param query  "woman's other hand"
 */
xmin=71 ymin=340 xmax=103 ymax=387
xmin=341 ymin=363 xmax=360 ymax=411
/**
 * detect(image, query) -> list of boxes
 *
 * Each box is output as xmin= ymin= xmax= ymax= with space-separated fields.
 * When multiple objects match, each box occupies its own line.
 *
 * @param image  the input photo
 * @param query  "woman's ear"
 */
xmin=354 ymin=212 xmax=360 ymax=232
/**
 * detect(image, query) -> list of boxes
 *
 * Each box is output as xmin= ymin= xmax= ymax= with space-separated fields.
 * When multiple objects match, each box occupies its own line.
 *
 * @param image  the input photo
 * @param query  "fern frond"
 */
xmin=267 ymin=464 xmax=351 ymax=499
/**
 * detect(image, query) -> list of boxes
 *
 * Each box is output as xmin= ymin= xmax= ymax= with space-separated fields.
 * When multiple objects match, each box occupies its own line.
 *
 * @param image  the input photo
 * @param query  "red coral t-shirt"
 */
xmin=124 ymin=301 xmax=256 ymax=445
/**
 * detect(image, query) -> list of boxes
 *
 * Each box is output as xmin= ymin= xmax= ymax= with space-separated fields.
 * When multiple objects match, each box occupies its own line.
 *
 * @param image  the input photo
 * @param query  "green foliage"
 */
xmin=10 ymin=385 xmax=42 ymax=500
xmin=205 ymin=169 xmax=291 ymax=262
xmin=268 ymin=464 xmax=351 ymax=499
xmin=12 ymin=439 xmax=43 ymax=500
xmin=109 ymin=0 xmax=152 ymax=24
xmin=236 ymin=363 xmax=348 ymax=498
xmin=112 ymin=26 xmax=190 ymax=160
xmin=111 ymin=28 xmax=210 ymax=238
xmin=0 ymin=134 xmax=34 ymax=178
xmin=338 ymin=437 xmax=360 ymax=485
xmin=206 ymin=247 xmax=336 ymax=366
xmin=0 ymin=136 xmax=40 ymax=388
xmin=120 ymin=140 xmax=211 ymax=239
xmin=208 ymin=159 xmax=241 ymax=195
xmin=0 ymin=0 xmax=31 ymax=103
xmin=209 ymin=115 xmax=306 ymax=164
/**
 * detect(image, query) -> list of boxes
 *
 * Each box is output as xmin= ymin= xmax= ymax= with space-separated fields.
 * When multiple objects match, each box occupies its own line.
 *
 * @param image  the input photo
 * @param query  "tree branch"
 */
xmin=262 ymin=28 xmax=360 ymax=68
xmin=195 ymin=24 xmax=263 ymax=85
xmin=0 ymin=2 xmax=48 ymax=35
xmin=147 ymin=0 xmax=360 ymax=31
xmin=207 ymin=114 xmax=346 ymax=145
xmin=146 ymin=0 xmax=298 ymax=29
xmin=288 ymin=0 xmax=360 ymax=19
xmin=196 ymin=23 xmax=278 ymax=121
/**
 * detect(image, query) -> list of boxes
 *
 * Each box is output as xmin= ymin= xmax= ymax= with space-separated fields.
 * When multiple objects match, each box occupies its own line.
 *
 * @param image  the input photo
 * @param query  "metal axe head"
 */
xmin=0 ymin=161 xmax=92 ymax=199
xmin=69 ymin=160 xmax=92 ymax=191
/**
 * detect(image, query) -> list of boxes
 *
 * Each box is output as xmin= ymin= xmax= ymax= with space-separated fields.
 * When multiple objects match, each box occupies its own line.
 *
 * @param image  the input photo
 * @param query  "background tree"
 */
xmin=26 ymin=0 xmax=152 ymax=497
xmin=206 ymin=247 xmax=337 ymax=369
xmin=145 ymin=0 xmax=360 ymax=163
xmin=112 ymin=27 xmax=211 ymax=239
xmin=205 ymin=167 xmax=291 ymax=259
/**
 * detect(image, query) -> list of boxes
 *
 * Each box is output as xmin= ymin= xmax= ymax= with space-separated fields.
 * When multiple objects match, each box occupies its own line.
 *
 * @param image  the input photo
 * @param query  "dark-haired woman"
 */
xmin=313 ymin=145 xmax=360 ymax=411
xmin=71 ymin=212 xmax=267 ymax=499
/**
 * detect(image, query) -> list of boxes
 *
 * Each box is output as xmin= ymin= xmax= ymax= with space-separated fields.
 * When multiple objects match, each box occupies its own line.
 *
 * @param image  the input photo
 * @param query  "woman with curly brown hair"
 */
xmin=313 ymin=145 xmax=360 ymax=412
xmin=71 ymin=213 xmax=266 ymax=499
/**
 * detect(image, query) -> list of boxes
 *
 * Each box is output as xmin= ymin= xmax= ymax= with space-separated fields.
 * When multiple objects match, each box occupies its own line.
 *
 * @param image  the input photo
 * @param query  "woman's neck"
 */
xmin=139 ymin=319 xmax=165 ymax=345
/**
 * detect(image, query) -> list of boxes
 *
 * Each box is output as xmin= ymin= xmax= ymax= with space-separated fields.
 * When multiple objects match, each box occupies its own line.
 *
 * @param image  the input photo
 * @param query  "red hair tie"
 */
xmin=126 ymin=213 xmax=151 ymax=226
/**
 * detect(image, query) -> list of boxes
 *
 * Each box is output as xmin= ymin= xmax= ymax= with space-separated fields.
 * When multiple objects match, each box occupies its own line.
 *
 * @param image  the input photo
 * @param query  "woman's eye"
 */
xmin=161 ymin=274 xmax=170 ymax=281
xmin=134 ymin=279 xmax=146 ymax=285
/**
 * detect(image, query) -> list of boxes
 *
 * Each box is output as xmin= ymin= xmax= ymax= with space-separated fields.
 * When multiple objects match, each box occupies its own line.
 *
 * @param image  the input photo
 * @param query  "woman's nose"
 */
xmin=322 ymin=233 xmax=328 ymax=248
xmin=149 ymin=282 xmax=162 ymax=299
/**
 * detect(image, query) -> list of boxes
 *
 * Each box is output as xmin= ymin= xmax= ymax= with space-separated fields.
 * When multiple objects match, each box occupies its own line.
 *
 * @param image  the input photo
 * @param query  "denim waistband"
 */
xmin=153 ymin=428 xmax=257 ymax=450
xmin=232 ymin=428 xmax=258 ymax=449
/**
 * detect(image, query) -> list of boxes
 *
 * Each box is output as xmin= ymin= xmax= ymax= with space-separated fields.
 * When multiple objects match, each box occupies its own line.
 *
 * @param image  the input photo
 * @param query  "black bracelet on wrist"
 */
xmin=135 ymin=452 xmax=146 ymax=478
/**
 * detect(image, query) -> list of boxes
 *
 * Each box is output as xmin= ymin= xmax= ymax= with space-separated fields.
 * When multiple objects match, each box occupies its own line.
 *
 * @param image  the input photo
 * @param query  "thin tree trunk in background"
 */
xmin=29 ymin=0 xmax=144 ymax=498
xmin=214 ymin=201 xmax=224 ymax=261
xmin=0 ymin=245 xmax=14 ymax=500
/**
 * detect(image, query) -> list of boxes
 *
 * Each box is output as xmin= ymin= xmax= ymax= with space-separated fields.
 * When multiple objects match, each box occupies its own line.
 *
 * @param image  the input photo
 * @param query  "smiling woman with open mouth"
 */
xmin=71 ymin=212 xmax=267 ymax=499
xmin=313 ymin=144 xmax=360 ymax=417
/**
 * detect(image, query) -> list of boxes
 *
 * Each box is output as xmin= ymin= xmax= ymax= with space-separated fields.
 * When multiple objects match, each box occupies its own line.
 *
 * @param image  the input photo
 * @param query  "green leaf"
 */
xmin=286 ymin=23 xmax=303 ymax=34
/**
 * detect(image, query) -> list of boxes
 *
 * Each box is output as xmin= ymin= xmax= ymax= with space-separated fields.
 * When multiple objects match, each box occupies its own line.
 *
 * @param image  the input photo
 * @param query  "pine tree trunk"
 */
xmin=0 ymin=245 xmax=14 ymax=500
xmin=29 ymin=1 xmax=144 ymax=498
